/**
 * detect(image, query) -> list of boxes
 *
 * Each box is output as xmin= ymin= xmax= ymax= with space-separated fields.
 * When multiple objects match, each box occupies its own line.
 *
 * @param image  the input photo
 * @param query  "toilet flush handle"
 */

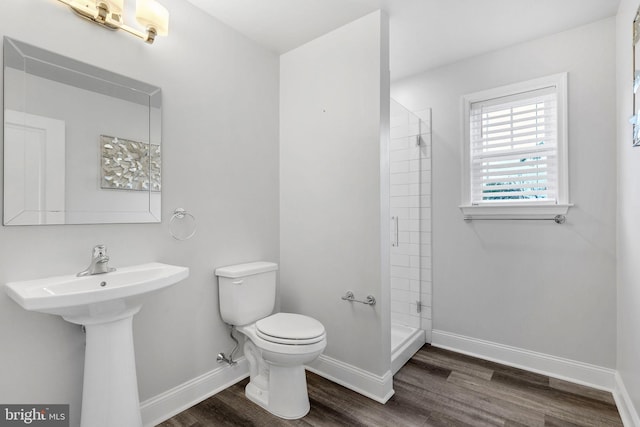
xmin=232 ymin=280 xmax=243 ymax=285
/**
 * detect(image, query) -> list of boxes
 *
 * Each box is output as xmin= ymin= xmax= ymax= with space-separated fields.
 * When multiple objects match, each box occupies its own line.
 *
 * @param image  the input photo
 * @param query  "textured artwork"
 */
xmin=100 ymin=135 xmax=161 ymax=191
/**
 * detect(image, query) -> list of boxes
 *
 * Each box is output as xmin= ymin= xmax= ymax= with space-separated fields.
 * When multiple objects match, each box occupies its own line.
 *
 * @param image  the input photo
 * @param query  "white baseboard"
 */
xmin=140 ymin=354 xmax=394 ymax=425
xmin=140 ymin=357 xmax=249 ymax=427
xmin=431 ymin=330 xmax=616 ymax=392
xmin=306 ymin=354 xmax=394 ymax=404
xmin=613 ymin=371 xmax=640 ymax=427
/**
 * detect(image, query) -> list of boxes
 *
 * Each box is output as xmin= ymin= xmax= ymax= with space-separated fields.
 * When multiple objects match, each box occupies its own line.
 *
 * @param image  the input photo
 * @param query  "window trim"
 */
xmin=459 ymin=73 xmax=572 ymax=220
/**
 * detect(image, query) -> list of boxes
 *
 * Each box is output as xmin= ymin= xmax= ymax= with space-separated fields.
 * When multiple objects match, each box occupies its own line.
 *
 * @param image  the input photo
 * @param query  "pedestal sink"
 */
xmin=4 ymin=262 xmax=189 ymax=427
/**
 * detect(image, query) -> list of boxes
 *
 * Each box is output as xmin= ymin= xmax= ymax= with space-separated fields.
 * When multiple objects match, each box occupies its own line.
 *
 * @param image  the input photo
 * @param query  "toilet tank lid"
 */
xmin=215 ymin=261 xmax=278 ymax=278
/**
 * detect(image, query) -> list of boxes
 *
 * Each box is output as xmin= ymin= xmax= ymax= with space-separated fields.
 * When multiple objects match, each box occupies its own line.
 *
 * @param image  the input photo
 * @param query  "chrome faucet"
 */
xmin=77 ymin=244 xmax=116 ymax=277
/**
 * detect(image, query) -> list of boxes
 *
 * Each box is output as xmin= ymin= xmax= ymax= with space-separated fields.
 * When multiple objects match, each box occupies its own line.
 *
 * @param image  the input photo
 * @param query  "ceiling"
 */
xmin=185 ymin=0 xmax=620 ymax=81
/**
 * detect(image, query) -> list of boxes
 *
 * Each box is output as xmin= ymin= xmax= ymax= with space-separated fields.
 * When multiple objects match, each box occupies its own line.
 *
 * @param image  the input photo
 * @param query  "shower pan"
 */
xmin=389 ymin=99 xmax=432 ymax=374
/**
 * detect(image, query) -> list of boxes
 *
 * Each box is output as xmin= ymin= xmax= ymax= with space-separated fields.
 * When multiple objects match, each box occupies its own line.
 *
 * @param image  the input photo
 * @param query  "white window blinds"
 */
xmin=469 ymin=86 xmax=558 ymax=204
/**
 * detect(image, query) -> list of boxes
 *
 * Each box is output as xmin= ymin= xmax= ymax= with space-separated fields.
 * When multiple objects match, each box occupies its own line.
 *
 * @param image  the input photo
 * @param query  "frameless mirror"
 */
xmin=3 ymin=37 xmax=161 ymax=225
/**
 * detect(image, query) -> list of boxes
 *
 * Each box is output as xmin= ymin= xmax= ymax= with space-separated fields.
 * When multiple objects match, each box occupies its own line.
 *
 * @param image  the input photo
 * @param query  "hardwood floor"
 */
xmin=158 ymin=345 xmax=622 ymax=426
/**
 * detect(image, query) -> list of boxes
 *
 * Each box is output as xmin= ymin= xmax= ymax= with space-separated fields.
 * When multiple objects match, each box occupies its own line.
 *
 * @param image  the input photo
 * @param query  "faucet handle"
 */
xmin=93 ymin=244 xmax=107 ymax=257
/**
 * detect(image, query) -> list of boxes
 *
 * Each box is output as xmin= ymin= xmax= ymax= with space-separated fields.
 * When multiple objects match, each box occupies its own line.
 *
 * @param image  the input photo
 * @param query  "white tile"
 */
xmin=392 ymin=289 xmax=412 ymax=303
xmin=390 ymin=173 xmax=409 ymax=185
xmin=390 ymin=265 xmax=411 ymax=279
xmin=391 ymin=311 xmax=411 ymax=326
xmin=398 ymin=218 xmax=411 ymax=232
xmin=407 ymin=197 xmax=420 ymax=208
xmin=390 ymin=311 xmax=403 ymax=324
xmin=390 ymin=114 xmax=407 ymax=128
xmin=409 ymin=208 xmax=420 ymax=219
xmin=392 ymin=267 xmax=415 ymax=281
xmin=409 ymin=256 xmax=420 ymax=268
xmin=393 ymin=243 xmax=420 ymax=256
xmin=391 ymin=184 xmax=409 ymax=197
xmin=420 ymin=208 xmax=431 ymax=219
xmin=390 ymin=277 xmax=410 ymax=290
xmin=390 ymin=196 xmax=409 ymax=208
xmin=391 ymin=253 xmax=410 ymax=267
xmin=409 ymin=280 xmax=421 ymax=293
xmin=405 ymin=315 xmax=421 ymax=329
xmin=390 ymin=161 xmax=409 ymax=174
xmin=407 ymin=122 xmax=421 ymax=137
xmin=421 ymin=317 xmax=432 ymax=331
xmin=408 ymin=183 xmax=421 ymax=196
xmin=390 ymin=137 xmax=409 ymax=151
xmin=408 ymin=171 xmax=420 ymax=183
xmin=390 ymin=118 xmax=405 ymax=129
xmin=391 ymin=300 xmax=411 ymax=314
xmin=390 ymin=207 xmax=409 ymax=219
xmin=420 ymin=256 xmax=432 ymax=269
xmin=390 ymin=149 xmax=410 ymax=162
xmin=415 ymin=109 xmax=431 ymax=122
xmin=408 ymin=144 xmax=422 ymax=160
xmin=390 ymin=126 xmax=404 ymax=139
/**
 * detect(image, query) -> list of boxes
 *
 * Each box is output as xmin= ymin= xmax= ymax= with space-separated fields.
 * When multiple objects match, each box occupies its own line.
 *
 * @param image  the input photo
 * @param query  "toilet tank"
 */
xmin=215 ymin=261 xmax=278 ymax=326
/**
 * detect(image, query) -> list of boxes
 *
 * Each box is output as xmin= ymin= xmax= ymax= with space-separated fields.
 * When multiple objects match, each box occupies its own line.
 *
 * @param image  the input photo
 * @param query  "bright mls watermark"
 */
xmin=0 ymin=405 xmax=68 ymax=427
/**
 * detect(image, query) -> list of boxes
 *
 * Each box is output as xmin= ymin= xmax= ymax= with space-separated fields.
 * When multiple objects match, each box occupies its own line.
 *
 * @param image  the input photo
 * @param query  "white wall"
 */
xmin=392 ymin=18 xmax=617 ymax=370
xmin=0 ymin=1 xmax=279 ymax=425
xmin=616 ymin=1 xmax=640 ymax=424
xmin=280 ymin=10 xmax=392 ymax=393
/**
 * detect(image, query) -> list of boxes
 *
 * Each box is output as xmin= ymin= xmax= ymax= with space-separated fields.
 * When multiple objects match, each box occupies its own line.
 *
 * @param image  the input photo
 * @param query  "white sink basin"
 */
xmin=5 ymin=262 xmax=188 ymax=321
xmin=4 ymin=261 xmax=189 ymax=427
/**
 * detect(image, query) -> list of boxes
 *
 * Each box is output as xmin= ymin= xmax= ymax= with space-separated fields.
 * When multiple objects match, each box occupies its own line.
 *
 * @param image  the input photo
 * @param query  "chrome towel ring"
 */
xmin=169 ymin=208 xmax=196 ymax=241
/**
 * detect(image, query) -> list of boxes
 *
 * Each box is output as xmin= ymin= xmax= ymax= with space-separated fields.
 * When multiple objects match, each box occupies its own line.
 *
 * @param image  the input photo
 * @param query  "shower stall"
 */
xmin=389 ymin=99 xmax=432 ymax=374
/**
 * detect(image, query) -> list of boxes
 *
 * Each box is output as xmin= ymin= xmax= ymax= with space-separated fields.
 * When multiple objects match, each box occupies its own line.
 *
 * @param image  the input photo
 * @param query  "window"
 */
xmin=460 ymin=73 xmax=571 ymax=220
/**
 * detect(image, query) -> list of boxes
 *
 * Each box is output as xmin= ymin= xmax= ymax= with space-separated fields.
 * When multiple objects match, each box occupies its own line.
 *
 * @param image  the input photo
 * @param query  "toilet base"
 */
xmin=245 ymin=364 xmax=310 ymax=420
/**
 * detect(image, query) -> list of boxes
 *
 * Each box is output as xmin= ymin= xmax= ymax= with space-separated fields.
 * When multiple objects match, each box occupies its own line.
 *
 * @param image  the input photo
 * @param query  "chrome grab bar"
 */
xmin=341 ymin=291 xmax=376 ymax=306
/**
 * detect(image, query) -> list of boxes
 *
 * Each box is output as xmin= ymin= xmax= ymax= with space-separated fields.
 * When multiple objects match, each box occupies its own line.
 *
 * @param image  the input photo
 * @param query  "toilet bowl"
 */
xmin=215 ymin=262 xmax=327 ymax=419
xmin=238 ymin=313 xmax=326 ymax=419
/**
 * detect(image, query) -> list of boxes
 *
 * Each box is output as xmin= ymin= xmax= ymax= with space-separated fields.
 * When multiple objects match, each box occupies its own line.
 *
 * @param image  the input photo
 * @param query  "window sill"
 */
xmin=459 ymin=203 xmax=573 ymax=221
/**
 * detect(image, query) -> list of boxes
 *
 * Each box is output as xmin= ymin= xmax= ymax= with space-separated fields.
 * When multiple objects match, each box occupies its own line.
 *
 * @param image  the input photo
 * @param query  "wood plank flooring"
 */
xmin=158 ymin=345 xmax=622 ymax=426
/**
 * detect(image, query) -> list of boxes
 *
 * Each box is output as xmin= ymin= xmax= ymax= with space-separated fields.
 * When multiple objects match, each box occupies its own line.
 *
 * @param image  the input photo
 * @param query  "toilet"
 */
xmin=215 ymin=261 xmax=326 ymax=419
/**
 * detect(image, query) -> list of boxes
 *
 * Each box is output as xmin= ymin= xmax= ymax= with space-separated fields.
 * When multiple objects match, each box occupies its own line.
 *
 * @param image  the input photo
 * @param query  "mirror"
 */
xmin=3 ymin=37 xmax=161 ymax=225
xmin=633 ymin=9 xmax=640 ymax=146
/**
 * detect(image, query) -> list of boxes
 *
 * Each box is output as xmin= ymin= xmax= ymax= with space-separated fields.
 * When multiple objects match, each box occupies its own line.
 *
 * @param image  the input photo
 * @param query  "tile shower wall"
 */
xmin=390 ymin=100 xmax=432 ymax=341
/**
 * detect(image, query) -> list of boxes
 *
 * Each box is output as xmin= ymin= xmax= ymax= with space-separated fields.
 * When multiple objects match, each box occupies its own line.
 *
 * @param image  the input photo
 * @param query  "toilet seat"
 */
xmin=256 ymin=313 xmax=325 ymax=345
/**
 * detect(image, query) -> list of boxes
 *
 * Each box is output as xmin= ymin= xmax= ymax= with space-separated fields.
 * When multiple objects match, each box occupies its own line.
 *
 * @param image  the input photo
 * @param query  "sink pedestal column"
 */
xmin=67 ymin=307 xmax=143 ymax=427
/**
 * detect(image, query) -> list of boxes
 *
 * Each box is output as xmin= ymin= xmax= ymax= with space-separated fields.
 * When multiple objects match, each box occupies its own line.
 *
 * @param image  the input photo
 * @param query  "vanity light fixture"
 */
xmin=56 ymin=0 xmax=169 ymax=44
